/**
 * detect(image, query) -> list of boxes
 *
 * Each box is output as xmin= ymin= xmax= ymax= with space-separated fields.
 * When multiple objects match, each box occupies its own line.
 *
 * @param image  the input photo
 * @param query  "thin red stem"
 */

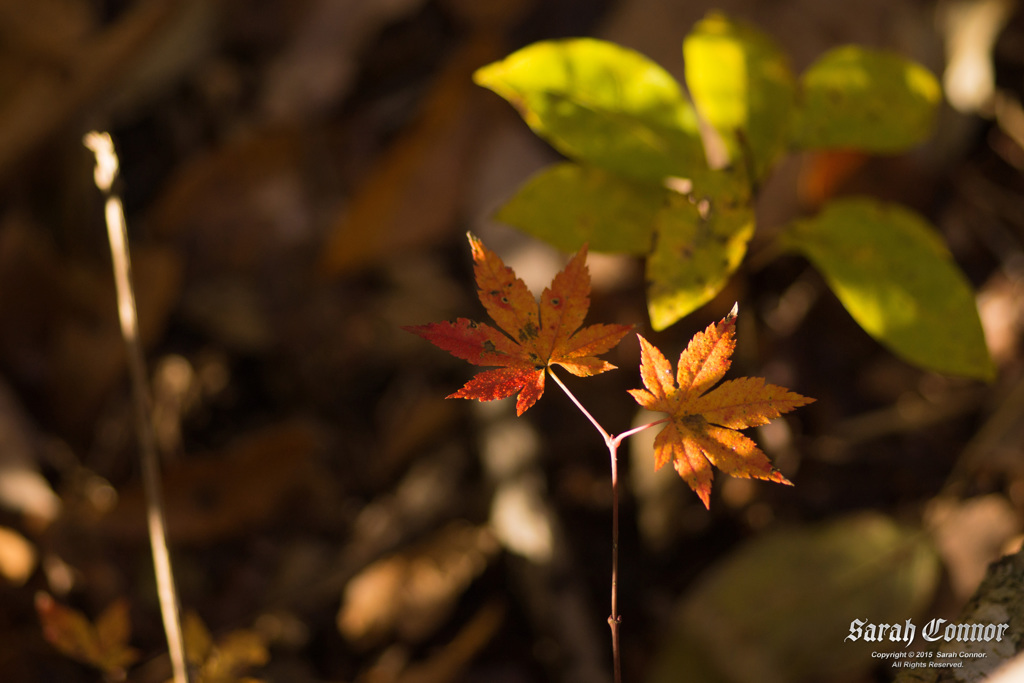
xmin=613 ymin=418 xmax=669 ymax=447
xmin=547 ymin=367 xmax=610 ymax=441
xmin=606 ymin=436 xmax=622 ymax=683
xmin=547 ymin=369 xmax=667 ymax=683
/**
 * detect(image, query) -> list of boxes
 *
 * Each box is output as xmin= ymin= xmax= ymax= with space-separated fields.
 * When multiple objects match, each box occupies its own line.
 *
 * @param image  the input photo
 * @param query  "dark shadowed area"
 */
xmin=0 ymin=1 xmax=1022 ymax=682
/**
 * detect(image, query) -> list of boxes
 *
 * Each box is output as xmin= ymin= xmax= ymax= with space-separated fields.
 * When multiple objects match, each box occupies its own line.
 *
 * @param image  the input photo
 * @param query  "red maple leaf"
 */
xmin=404 ymin=233 xmax=632 ymax=415
xmin=628 ymin=306 xmax=814 ymax=508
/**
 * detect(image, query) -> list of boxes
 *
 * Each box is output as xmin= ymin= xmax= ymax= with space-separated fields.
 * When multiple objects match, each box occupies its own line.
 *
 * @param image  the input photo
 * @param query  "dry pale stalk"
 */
xmin=83 ymin=131 xmax=190 ymax=683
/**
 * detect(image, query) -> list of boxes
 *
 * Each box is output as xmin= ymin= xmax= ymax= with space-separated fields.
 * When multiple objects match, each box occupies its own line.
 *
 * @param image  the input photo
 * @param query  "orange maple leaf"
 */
xmin=404 ymin=233 xmax=632 ymax=415
xmin=628 ymin=305 xmax=814 ymax=508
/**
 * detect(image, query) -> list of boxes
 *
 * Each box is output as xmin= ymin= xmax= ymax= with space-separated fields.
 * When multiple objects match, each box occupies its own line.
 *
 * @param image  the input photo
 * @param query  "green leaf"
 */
xmin=495 ymin=162 xmax=666 ymax=254
xmin=474 ymin=38 xmax=707 ymax=183
xmin=647 ymin=513 xmax=939 ymax=683
xmin=683 ymin=12 xmax=796 ymax=181
xmin=647 ymin=188 xmax=754 ymax=330
xmin=792 ymin=46 xmax=941 ymax=152
xmin=780 ymin=198 xmax=994 ymax=380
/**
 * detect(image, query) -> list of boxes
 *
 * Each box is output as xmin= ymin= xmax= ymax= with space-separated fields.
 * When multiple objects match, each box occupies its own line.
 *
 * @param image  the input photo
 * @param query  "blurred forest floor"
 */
xmin=1 ymin=1 xmax=1023 ymax=682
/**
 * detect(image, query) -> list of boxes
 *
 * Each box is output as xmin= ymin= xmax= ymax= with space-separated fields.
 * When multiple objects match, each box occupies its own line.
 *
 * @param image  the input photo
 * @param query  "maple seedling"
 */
xmin=405 ymin=233 xmax=813 ymax=681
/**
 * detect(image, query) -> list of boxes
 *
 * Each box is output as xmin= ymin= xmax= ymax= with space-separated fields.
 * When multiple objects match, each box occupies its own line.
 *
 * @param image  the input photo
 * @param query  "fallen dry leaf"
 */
xmin=359 ymin=600 xmax=505 ymax=683
xmin=105 ymin=420 xmax=319 ymax=544
xmin=35 ymin=592 xmax=140 ymax=677
xmin=318 ymin=36 xmax=500 ymax=274
xmin=173 ymin=611 xmax=268 ymax=683
xmin=338 ymin=522 xmax=499 ymax=649
xmin=0 ymin=0 xmax=180 ymax=177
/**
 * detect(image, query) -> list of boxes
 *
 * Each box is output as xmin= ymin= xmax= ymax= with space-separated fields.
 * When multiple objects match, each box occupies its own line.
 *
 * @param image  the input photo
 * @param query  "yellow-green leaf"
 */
xmin=792 ymin=46 xmax=941 ymax=152
xmin=648 ymin=513 xmax=939 ymax=683
xmin=647 ymin=192 xmax=754 ymax=330
xmin=495 ymin=162 xmax=665 ymax=254
xmin=474 ymin=39 xmax=706 ymax=183
xmin=780 ymin=198 xmax=994 ymax=380
xmin=684 ymin=12 xmax=796 ymax=181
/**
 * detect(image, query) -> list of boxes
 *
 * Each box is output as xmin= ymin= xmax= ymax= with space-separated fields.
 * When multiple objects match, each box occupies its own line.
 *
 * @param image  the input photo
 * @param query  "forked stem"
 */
xmin=547 ymin=368 xmax=665 ymax=683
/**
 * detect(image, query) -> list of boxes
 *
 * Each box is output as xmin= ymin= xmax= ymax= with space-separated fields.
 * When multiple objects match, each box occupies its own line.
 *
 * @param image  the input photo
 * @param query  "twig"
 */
xmin=548 ymin=368 xmax=665 ymax=683
xmin=605 ymin=434 xmax=623 ymax=683
xmin=84 ymin=131 xmax=190 ymax=683
xmin=548 ymin=368 xmax=611 ymax=442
